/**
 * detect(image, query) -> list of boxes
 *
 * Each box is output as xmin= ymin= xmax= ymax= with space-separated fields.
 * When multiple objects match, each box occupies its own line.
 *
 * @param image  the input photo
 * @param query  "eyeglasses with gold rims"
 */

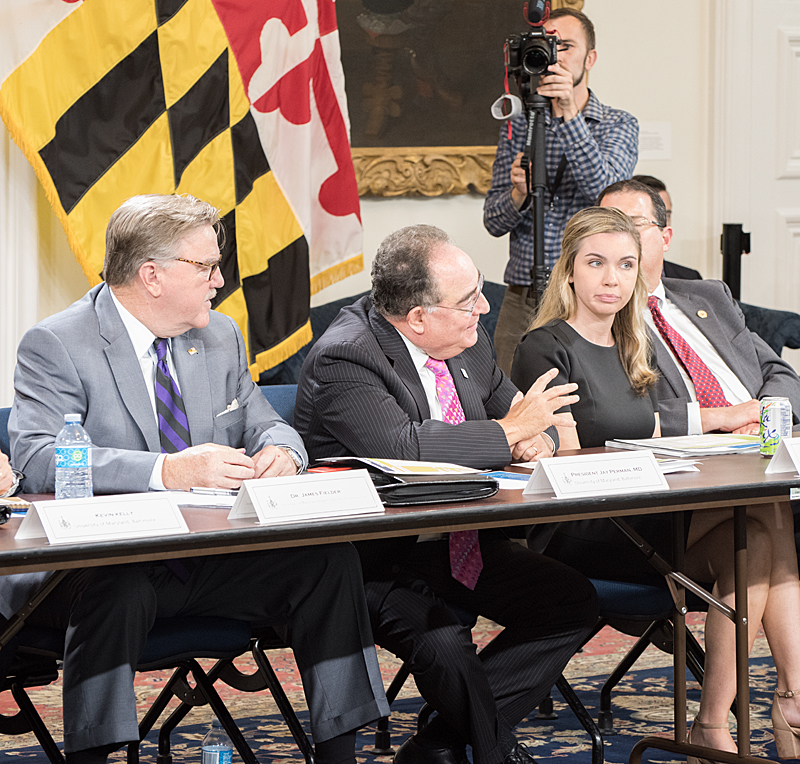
xmin=434 ymin=274 xmax=485 ymax=315
xmin=175 ymin=257 xmax=222 ymax=281
xmin=630 ymin=217 xmax=665 ymax=231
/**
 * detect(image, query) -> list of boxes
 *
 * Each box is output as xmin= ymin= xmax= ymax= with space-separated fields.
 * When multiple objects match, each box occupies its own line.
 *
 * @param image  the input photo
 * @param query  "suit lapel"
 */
xmin=97 ymin=286 xmax=160 ymax=452
xmin=172 ymin=333 xmax=213 ymax=445
xmin=664 ymin=282 xmax=749 ymax=383
xmin=448 ymin=356 xmax=486 ymax=421
xmin=369 ymin=308 xmax=431 ymax=420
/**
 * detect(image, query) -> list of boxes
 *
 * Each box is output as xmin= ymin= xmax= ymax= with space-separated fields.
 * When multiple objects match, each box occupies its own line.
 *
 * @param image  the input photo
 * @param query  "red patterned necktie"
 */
xmin=425 ymin=357 xmax=483 ymax=590
xmin=647 ymin=296 xmax=731 ymax=408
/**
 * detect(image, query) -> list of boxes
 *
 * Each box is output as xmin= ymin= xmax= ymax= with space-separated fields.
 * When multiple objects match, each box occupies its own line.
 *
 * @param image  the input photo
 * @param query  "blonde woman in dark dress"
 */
xmin=512 ymin=206 xmax=800 ymax=763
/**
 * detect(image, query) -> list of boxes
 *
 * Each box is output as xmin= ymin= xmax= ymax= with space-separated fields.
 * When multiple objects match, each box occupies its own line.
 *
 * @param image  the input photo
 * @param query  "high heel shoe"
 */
xmin=773 ymin=688 xmax=800 ymax=758
xmin=687 ymin=719 xmax=732 ymax=764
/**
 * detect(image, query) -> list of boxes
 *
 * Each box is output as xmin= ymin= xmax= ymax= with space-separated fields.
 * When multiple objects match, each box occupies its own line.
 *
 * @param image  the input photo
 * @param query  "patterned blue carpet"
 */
xmin=0 ymin=657 xmax=782 ymax=764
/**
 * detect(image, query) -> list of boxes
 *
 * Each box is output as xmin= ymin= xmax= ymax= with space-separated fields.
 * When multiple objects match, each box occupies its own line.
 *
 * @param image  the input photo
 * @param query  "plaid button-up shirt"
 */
xmin=483 ymin=90 xmax=639 ymax=283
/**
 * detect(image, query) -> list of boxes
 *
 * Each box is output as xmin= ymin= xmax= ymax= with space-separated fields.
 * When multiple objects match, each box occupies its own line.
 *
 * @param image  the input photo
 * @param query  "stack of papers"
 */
xmin=605 ymin=433 xmax=760 ymax=457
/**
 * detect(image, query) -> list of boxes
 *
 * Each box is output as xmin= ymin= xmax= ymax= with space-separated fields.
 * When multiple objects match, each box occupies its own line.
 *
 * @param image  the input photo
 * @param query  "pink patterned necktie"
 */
xmin=648 ymin=296 xmax=731 ymax=409
xmin=425 ymin=357 xmax=483 ymax=590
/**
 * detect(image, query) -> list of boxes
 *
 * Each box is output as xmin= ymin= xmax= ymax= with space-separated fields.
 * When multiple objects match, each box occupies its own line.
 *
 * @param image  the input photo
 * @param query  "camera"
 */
xmin=506 ymin=27 xmax=559 ymax=105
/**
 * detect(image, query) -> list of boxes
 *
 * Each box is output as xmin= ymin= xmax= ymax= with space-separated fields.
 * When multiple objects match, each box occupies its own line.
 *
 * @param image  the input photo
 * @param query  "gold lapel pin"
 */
xmin=188 ymin=347 xmax=198 ymax=355
xmin=697 ymin=310 xmax=708 ymax=319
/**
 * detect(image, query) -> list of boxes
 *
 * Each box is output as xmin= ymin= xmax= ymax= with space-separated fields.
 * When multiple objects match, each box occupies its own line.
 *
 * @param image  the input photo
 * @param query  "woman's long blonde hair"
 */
xmin=529 ymin=206 xmax=657 ymax=394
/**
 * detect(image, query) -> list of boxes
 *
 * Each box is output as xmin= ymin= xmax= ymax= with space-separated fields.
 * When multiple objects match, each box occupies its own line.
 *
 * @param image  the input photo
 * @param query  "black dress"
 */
xmin=511 ymin=319 xmax=684 ymax=584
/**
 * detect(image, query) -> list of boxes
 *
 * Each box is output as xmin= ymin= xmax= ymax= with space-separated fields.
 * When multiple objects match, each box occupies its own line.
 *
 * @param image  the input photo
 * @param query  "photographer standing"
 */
xmin=484 ymin=8 xmax=638 ymax=374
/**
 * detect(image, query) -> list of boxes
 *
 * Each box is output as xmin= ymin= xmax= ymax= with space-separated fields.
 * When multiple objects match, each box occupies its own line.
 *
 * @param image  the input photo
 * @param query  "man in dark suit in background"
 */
xmin=295 ymin=225 xmax=598 ymax=764
xmin=598 ymin=180 xmax=800 ymax=436
xmin=631 ymin=174 xmax=703 ymax=281
xmin=7 ymin=194 xmax=388 ymax=764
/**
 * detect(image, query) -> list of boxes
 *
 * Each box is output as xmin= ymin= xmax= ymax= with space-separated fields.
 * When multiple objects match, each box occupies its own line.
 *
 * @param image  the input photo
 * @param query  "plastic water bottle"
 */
xmin=54 ymin=414 xmax=93 ymax=500
xmin=201 ymin=718 xmax=233 ymax=764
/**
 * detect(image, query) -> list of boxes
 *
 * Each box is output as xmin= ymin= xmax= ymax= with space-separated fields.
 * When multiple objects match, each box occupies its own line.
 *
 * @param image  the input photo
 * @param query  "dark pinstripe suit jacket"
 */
xmin=295 ymin=296 xmax=545 ymax=586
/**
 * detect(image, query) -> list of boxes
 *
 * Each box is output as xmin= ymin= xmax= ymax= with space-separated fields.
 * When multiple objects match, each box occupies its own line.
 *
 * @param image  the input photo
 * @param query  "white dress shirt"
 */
xmin=109 ymin=289 xmax=176 ymax=489
xmin=646 ymin=281 xmax=752 ymax=434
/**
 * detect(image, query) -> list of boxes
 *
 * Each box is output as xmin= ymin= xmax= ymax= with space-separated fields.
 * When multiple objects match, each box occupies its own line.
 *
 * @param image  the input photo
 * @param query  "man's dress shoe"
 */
xmin=503 ymin=743 xmax=538 ymax=764
xmin=393 ymin=735 xmax=468 ymax=764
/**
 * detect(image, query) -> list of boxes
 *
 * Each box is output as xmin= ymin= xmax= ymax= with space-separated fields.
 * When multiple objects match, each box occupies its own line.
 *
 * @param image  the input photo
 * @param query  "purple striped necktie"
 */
xmin=153 ymin=338 xmax=192 ymax=453
xmin=425 ymin=357 xmax=483 ymax=590
xmin=153 ymin=338 xmax=195 ymax=582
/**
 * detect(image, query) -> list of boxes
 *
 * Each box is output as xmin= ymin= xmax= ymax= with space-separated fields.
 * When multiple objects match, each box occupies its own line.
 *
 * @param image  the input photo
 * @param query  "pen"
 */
xmin=190 ymin=488 xmax=239 ymax=496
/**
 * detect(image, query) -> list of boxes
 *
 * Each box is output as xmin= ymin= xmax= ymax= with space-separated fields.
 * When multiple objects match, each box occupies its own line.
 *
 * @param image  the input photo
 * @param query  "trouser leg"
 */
xmin=367 ymin=577 xmax=507 ymax=764
xmin=493 ymin=288 xmax=537 ymax=376
xmin=27 ymin=566 xmax=158 ymax=753
xmin=403 ymin=534 xmax=598 ymax=733
xmin=152 ymin=544 xmax=389 ymax=743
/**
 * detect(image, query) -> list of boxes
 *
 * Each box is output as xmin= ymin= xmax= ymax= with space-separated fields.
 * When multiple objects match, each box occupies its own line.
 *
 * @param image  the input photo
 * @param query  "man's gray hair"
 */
xmin=103 ymin=194 xmax=222 ymax=286
xmin=370 ymin=225 xmax=454 ymax=318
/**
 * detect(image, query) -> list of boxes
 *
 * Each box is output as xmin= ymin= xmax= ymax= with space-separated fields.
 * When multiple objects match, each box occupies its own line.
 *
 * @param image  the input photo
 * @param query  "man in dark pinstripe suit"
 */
xmin=296 ymin=225 xmax=598 ymax=764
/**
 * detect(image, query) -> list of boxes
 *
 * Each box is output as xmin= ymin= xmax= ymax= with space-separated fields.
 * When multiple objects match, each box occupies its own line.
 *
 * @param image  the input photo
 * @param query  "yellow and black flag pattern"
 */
xmin=0 ymin=0 xmax=360 ymax=376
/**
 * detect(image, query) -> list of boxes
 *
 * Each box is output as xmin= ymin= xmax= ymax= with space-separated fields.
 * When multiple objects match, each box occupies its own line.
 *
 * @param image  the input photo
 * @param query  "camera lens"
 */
xmin=522 ymin=42 xmax=550 ymax=75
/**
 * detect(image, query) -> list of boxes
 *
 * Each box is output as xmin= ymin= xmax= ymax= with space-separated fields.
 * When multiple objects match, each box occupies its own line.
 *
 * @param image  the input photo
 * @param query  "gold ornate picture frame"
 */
xmin=342 ymin=0 xmax=583 ymax=197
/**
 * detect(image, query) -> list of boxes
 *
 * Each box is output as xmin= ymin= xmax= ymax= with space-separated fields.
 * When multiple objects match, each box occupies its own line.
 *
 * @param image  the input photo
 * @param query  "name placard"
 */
xmin=765 ymin=438 xmax=800 ymax=474
xmin=523 ymin=450 xmax=670 ymax=499
xmin=16 ymin=493 xmax=189 ymax=544
xmin=228 ymin=469 xmax=384 ymax=524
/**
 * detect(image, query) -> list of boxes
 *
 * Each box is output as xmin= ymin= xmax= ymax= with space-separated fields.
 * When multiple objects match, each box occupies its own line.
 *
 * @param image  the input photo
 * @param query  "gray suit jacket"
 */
xmin=3 ymin=283 xmax=305 ymax=618
xmin=654 ymin=278 xmax=800 ymax=435
xmin=10 ymin=283 xmax=304 ymax=493
xmin=295 ymin=296 xmax=536 ymax=470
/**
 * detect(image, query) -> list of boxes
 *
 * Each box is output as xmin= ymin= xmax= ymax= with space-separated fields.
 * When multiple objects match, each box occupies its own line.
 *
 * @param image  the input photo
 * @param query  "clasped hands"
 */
xmin=162 ymin=443 xmax=298 ymax=491
xmin=498 ymin=368 xmax=578 ymax=462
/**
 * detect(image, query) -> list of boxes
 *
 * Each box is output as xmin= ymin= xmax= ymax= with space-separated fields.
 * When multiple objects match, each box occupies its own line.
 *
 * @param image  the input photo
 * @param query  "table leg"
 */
xmin=734 ymin=504 xmax=750 ymax=755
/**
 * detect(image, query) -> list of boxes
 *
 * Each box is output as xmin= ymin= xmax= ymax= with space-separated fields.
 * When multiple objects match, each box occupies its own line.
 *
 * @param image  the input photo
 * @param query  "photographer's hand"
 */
xmin=510 ymin=153 xmax=528 ymax=209
xmin=537 ymin=62 xmax=579 ymax=121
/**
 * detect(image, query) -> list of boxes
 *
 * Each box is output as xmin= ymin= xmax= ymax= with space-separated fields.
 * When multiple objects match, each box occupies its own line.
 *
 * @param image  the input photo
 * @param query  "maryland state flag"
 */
xmin=0 ymin=0 xmax=363 ymax=377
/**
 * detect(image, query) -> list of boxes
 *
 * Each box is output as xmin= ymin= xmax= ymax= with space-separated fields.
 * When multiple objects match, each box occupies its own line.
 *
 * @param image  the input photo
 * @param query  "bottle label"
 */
xmin=55 ymin=446 xmax=90 ymax=469
xmin=202 ymin=747 xmax=233 ymax=764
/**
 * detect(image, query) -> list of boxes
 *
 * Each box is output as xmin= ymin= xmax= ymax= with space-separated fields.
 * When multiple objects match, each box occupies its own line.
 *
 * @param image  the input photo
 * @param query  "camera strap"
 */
xmin=547 ymin=153 xmax=567 ymax=199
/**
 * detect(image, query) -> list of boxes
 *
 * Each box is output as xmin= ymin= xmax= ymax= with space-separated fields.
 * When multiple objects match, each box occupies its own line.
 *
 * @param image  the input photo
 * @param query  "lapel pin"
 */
xmin=697 ymin=310 xmax=708 ymax=319
xmin=461 ymin=368 xmax=469 ymax=379
xmin=188 ymin=347 xmax=198 ymax=355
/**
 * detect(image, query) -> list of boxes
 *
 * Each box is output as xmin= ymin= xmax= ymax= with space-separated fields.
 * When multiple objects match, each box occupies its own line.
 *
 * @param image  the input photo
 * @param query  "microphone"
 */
xmin=523 ymin=0 xmax=550 ymax=26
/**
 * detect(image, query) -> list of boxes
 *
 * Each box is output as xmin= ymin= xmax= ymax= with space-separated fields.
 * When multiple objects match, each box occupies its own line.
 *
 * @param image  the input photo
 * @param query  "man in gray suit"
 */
xmin=7 ymin=194 xmax=388 ymax=764
xmin=295 ymin=225 xmax=598 ymax=764
xmin=598 ymin=179 xmax=800 ymax=436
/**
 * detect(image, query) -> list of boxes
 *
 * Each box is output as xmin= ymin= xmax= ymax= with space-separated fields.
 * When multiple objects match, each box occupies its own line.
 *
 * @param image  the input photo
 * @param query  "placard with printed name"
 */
xmin=15 ymin=493 xmax=189 ymax=544
xmin=228 ymin=469 xmax=385 ymax=524
xmin=523 ymin=450 xmax=670 ymax=499
xmin=765 ymin=439 xmax=800 ymax=474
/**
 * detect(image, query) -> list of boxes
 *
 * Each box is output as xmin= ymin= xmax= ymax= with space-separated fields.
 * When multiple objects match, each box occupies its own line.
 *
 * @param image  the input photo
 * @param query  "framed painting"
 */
xmin=339 ymin=0 xmax=584 ymax=196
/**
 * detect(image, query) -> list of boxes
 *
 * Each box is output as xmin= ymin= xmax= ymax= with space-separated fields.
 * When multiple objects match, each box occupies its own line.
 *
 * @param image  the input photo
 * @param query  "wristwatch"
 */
xmin=280 ymin=447 xmax=304 ymax=474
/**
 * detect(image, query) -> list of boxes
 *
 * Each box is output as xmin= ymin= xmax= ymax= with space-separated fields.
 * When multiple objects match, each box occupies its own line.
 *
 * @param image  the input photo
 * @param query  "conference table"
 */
xmin=0 ymin=449 xmax=797 ymax=764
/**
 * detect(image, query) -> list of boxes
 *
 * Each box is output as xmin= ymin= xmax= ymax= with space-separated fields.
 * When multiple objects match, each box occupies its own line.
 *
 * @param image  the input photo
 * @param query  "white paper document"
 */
xmin=16 ymin=493 xmax=189 ymax=544
xmin=606 ymin=434 xmax=760 ymax=457
xmin=523 ymin=450 xmax=670 ymax=499
xmin=229 ymin=469 xmax=385 ymax=524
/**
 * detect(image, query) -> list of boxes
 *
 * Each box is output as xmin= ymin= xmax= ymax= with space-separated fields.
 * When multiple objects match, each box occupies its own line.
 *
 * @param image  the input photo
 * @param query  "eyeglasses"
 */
xmin=175 ymin=256 xmax=222 ymax=281
xmin=631 ymin=217 xmax=664 ymax=231
xmin=434 ymin=274 xmax=485 ymax=315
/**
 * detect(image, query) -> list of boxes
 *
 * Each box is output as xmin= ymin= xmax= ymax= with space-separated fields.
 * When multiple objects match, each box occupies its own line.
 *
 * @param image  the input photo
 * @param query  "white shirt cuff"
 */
xmin=149 ymin=453 xmax=168 ymax=490
xmin=687 ymin=401 xmax=703 ymax=436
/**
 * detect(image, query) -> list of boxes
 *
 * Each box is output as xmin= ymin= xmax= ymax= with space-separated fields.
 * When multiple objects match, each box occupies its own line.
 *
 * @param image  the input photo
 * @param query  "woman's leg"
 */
xmin=682 ymin=502 xmax=800 ymax=753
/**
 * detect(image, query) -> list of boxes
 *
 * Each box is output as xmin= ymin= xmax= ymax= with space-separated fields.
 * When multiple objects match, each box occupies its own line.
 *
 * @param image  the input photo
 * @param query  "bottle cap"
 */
xmin=64 ymin=414 xmax=82 ymax=423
